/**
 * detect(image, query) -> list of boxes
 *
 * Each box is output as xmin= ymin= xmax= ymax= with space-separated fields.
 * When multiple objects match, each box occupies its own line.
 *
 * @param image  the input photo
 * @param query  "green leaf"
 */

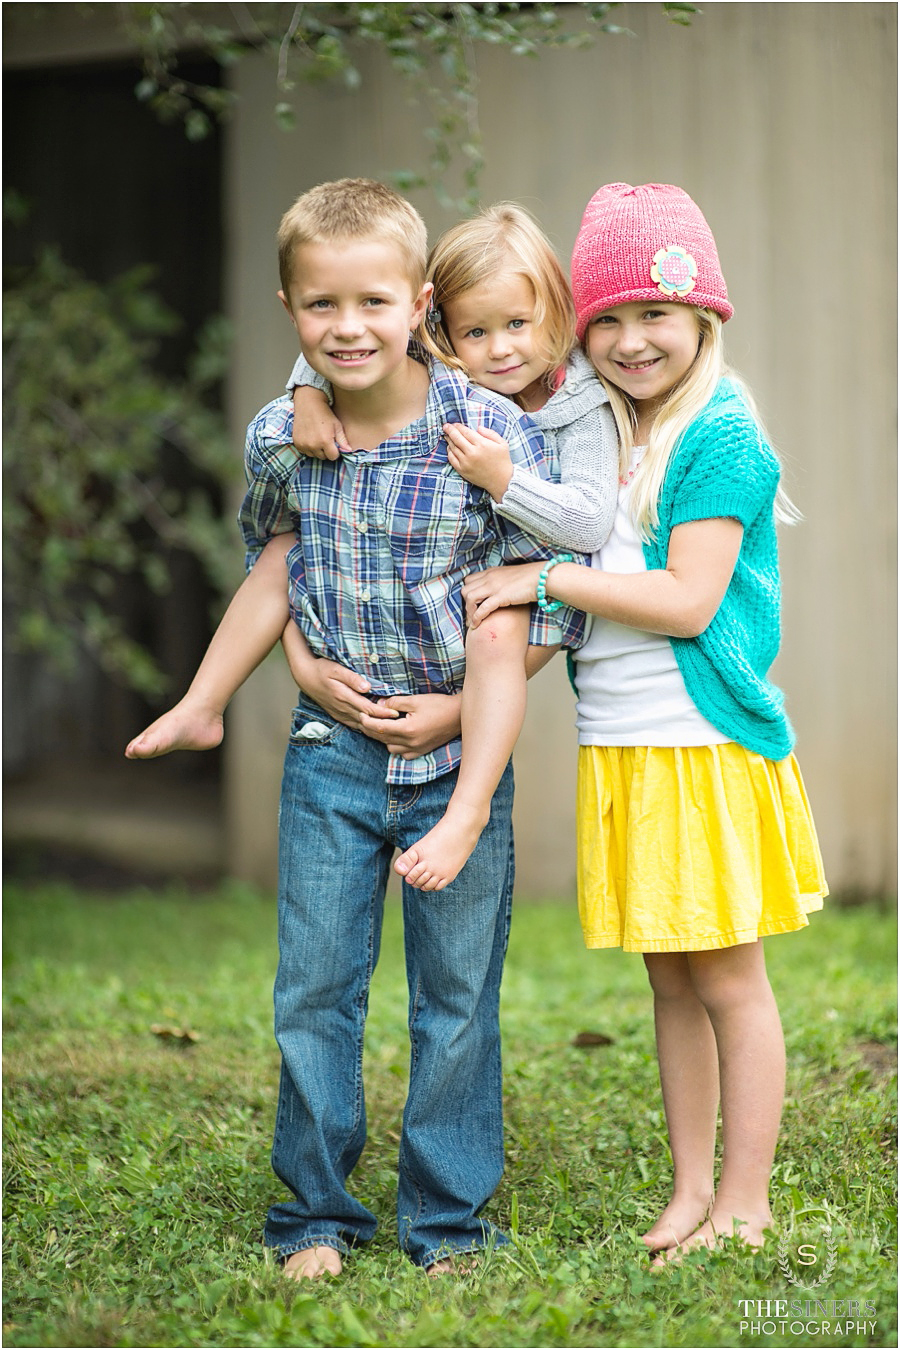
xmin=111 ymin=0 xmax=696 ymax=205
xmin=184 ymin=109 xmax=211 ymax=141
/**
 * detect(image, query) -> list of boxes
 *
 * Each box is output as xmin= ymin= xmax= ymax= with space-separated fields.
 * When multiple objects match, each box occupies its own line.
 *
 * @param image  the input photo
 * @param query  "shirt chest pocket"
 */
xmin=377 ymin=466 xmax=492 ymax=587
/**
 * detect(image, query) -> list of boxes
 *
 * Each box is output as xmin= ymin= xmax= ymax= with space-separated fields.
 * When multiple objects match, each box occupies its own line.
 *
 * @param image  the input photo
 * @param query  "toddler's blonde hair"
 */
xmin=419 ymin=203 xmax=575 ymax=400
xmin=597 ymin=309 xmax=800 ymax=538
xmin=277 ymin=177 xmax=428 ymax=296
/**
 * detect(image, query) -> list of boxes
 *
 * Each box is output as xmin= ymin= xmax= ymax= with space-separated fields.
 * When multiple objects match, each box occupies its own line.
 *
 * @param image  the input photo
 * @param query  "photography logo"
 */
xmin=737 ymin=1222 xmax=877 ymax=1338
xmin=776 ymin=1222 xmax=837 ymax=1289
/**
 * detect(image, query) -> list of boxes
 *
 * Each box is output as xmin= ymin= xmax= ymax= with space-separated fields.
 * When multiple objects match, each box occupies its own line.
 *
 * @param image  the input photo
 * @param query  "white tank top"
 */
xmin=574 ymin=447 xmax=730 ymax=747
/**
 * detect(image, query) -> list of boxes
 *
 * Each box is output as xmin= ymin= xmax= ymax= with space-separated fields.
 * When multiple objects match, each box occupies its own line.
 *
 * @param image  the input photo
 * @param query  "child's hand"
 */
xmin=361 ymin=693 xmax=462 ymax=759
xmin=285 ymin=641 xmax=399 ymax=731
xmin=292 ymin=386 xmax=351 ymax=460
xmin=463 ymin=562 xmax=543 ymax=627
xmin=444 ymin=423 xmax=514 ymax=501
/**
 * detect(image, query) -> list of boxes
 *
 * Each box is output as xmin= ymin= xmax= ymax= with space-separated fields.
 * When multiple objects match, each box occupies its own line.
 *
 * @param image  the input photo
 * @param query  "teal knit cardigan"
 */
xmin=641 ymin=377 xmax=794 ymax=760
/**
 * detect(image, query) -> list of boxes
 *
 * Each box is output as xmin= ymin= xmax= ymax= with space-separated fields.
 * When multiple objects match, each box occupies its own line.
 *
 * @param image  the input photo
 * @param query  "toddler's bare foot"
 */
xmin=394 ymin=803 xmax=490 ymax=891
xmin=125 ymin=699 xmax=224 ymax=760
xmin=651 ymin=1205 xmax=772 ymax=1266
xmin=283 ymin=1246 xmax=343 ymax=1280
xmin=642 ymin=1192 xmax=713 ymax=1251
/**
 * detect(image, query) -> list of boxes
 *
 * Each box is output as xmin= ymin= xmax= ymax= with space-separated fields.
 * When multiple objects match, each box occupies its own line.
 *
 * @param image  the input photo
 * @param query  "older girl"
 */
xmin=463 ymin=183 xmax=827 ymax=1256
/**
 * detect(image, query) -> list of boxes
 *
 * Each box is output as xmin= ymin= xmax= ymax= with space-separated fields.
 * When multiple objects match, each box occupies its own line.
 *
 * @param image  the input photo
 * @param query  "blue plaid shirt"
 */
xmin=239 ymin=357 xmax=586 ymax=784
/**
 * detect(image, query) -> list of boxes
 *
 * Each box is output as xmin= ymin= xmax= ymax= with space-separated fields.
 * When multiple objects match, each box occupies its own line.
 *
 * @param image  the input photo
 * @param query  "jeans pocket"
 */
xmin=288 ymin=704 xmax=343 ymax=748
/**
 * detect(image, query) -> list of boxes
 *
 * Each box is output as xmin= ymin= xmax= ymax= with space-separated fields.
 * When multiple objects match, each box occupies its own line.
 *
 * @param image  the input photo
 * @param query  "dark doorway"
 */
xmin=4 ymin=57 xmax=225 ymax=778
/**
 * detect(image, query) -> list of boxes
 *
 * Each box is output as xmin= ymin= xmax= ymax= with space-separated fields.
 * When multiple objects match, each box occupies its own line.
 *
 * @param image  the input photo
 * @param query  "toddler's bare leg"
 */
xmin=395 ymin=606 xmax=531 ymax=890
xmin=125 ymin=535 xmax=294 ymax=759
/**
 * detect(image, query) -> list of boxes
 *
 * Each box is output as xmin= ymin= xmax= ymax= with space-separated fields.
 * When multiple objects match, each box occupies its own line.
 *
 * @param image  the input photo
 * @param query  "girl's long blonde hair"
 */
xmin=598 ymin=308 xmax=800 ymax=539
xmin=418 ymin=203 xmax=576 ymax=405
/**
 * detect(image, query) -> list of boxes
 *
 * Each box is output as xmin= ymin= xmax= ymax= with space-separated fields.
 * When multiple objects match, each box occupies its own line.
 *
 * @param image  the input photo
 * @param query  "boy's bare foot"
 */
xmin=124 ymin=699 xmax=224 ymax=760
xmin=426 ymin=1256 xmax=456 ymax=1276
xmin=651 ymin=1206 xmax=772 ymax=1266
xmin=642 ymin=1193 xmax=713 ymax=1251
xmin=426 ymin=1254 xmax=477 ymax=1277
xmin=394 ymin=803 xmax=490 ymax=891
xmin=283 ymin=1246 xmax=343 ymax=1280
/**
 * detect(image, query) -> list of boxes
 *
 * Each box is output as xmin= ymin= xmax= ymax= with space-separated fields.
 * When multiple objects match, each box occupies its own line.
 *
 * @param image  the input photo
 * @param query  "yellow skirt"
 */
xmin=577 ymin=744 xmax=827 ymax=953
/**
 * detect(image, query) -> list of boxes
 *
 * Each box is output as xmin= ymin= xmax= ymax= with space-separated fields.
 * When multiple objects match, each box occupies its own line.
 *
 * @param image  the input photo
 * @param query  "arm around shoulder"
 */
xmin=286 ymin=352 xmax=333 ymax=400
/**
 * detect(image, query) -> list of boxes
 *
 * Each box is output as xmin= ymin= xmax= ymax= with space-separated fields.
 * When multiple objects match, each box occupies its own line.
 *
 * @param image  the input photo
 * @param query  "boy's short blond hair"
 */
xmin=419 ymin=203 xmax=576 ymax=379
xmin=278 ymin=178 xmax=428 ymax=296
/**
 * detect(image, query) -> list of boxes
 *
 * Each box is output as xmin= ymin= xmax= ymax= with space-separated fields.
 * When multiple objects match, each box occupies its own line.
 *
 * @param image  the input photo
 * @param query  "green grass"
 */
xmin=3 ymin=880 xmax=896 ymax=1348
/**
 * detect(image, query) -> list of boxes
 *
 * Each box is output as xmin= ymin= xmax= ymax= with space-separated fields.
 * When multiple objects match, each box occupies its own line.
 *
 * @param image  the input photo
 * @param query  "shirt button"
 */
xmin=359 ymin=589 xmax=372 ymax=602
xmin=357 ymin=521 xmax=369 ymax=533
xmin=370 ymin=654 xmax=380 ymax=665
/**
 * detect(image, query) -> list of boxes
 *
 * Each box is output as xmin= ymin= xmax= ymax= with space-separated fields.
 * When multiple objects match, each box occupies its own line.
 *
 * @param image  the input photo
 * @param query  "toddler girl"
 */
xmin=291 ymin=203 xmax=619 ymax=889
xmin=462 ymin=183 xmax=827 ymax=1257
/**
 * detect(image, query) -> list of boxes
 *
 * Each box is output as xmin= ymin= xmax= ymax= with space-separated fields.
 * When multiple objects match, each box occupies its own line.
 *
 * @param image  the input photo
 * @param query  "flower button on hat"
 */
xmin=651 ymin=245 xmax=698 ymax=299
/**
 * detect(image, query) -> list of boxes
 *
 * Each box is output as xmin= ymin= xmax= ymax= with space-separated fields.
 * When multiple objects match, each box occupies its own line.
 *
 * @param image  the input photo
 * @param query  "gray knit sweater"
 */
xmin=287 ymin=346 xmax=618 ymax=554
xmin=496 ymin=349 xmax=617 ymax=553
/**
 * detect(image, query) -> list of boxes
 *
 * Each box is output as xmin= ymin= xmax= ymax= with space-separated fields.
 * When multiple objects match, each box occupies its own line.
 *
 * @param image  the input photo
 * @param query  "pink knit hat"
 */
xmin=571 ymin=183 xmax=733 ymax=339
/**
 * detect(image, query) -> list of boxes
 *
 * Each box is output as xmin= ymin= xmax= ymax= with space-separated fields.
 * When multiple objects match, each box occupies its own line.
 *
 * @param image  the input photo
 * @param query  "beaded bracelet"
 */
xmin=536 ymin=553 xmax=573 ymax=613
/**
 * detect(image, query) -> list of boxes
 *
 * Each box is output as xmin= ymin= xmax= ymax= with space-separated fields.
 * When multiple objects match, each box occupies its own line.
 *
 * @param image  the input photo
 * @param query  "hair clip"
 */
xmin=426 ymin=303 xmax=443 ymax=328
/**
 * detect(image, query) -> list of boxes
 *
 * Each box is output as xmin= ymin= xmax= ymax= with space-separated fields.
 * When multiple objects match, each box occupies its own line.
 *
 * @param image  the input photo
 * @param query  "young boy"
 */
xmin=143 ymin=178 xmax=585 ymax=1277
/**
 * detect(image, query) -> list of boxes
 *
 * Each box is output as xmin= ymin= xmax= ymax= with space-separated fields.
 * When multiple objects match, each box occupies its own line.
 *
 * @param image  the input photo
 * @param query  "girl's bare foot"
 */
xmin=395 ymin=803 xmax=489 ymax=891
xmin=125 ymin=699 xmax=224 ymax=760
xmin=651 ymin=1205 xmax=772 ymax=1265
xmin=642 ymin=1192 xmax=713 ymax=1251
xmin=283 ymin=1246 xmax=343 ymax=1280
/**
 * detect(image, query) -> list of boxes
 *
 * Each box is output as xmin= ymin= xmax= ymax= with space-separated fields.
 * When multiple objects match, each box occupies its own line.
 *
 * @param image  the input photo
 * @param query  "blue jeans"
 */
xmin=264 ymin=697 xmax=515 ymax=1268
